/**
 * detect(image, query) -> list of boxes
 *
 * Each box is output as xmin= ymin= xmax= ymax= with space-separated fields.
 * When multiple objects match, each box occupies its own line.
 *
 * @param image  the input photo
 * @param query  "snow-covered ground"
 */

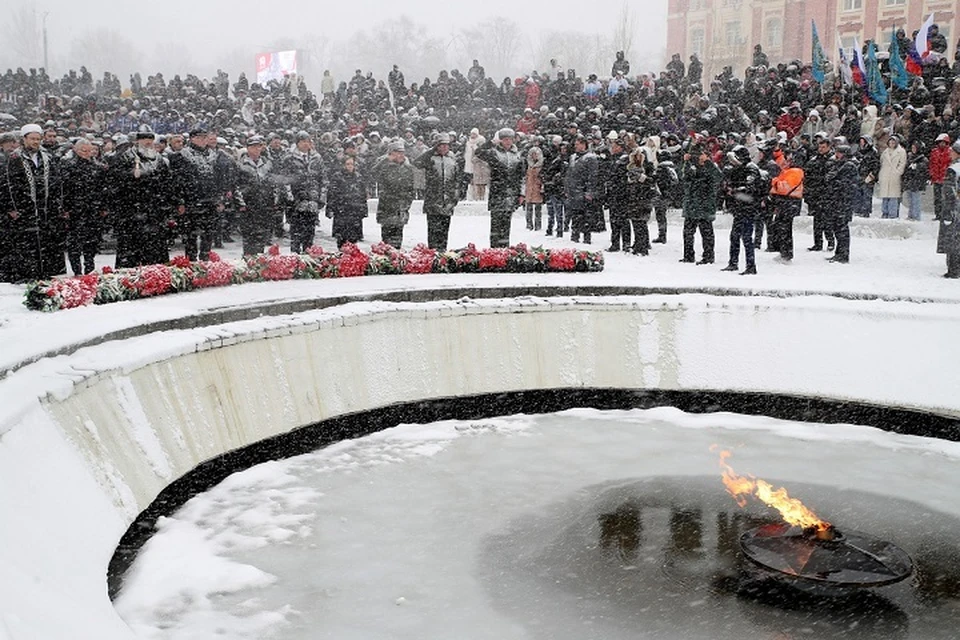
xmin=1 ymin=199 xmax=958 ymax=640
xmin=114 ymin=408 xmax=960 ymax=640
xmin=0 ymin=201 xmax=956 ymax=377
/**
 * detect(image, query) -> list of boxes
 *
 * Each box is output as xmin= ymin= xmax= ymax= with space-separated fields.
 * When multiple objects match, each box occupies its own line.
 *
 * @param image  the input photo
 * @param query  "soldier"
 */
xmin=280 ymin=131 xmax=325 ymax=254
xmin=235 ymin=135 xmax=277 ymax=257
xmin=413 ymin=132 xmax=464 ymax=250
xmin=1 ymin=123 xmax=64 ymax=282
xmin=113 ymin=129 xmax=175 ymax=267
xmin=371 ymin=140 xmax=415 ymax=248
xmin=61 ymin=138 xmax=107 ymax=274
xmin=169 ymin=127 xmax=222 ymax=261
xmin=475 ymin=128 xmax=525 ymax=248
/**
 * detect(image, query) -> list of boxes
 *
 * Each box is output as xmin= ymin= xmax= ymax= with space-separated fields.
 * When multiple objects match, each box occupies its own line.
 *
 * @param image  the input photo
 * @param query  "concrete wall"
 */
xmin=1 ymin=294 xmax=958 ymax=639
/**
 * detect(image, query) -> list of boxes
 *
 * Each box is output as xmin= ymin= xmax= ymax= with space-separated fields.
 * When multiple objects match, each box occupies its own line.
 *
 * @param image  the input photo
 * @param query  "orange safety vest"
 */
xmin=770 ymin=167 xmax=804 ymax=199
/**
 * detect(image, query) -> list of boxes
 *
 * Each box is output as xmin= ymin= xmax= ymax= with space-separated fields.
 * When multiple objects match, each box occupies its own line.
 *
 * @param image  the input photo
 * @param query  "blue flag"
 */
xmin=811 ymin=21 xmax=828 ymax=84
xmin=866 ymin=41 xmax=888 ymax=104
xmin=889 ymin=28 xmax=910 ymax=90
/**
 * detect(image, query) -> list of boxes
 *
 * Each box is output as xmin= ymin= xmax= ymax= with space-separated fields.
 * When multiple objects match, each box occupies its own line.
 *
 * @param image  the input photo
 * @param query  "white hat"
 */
xmin=20 ymin=123 xmax=42 ymax=137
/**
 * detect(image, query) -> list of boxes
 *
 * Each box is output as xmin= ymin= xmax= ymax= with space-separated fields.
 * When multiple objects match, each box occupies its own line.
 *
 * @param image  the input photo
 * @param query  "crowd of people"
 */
xmin=2 ymin=36 xmax=960 ymax=284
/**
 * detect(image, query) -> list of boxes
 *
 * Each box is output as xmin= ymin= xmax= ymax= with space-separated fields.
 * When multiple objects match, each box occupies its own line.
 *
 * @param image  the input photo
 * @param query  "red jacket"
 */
xmin=775 ymin=113 xmax=804 ymax=140
xmin=930 ymin=145 xmax=951 ymax=184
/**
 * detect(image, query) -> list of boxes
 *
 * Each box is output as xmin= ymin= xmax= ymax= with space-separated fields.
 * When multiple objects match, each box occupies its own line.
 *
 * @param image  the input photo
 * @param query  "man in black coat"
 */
xmin=279 ymin=131 xmax=325 ymax=253
xmin=61 ymin=138 xmax=107 ymax=274
xmin=169 ymin=127 xmax=223 ymax=261
xmin=235 ymin=135 xmax=278 ymax=257
xmin=541 ymin=135 xmax=567 ymax=237
xmin=804 ymin=136 xmax=835 ymax=251
xmin=824 ymin=145 xmax=859 ymax=264
xmin=721 ymin=145 xmax=765 ymax=275
xmin=476 ymin=128 xmax=525 ymax=248
xmin=1 ymin=123 xmax=64 ymax=282
xmin=113 ymin=130 xmax=176 ymax=267
xmin=938 ymin=141 xmax=960 ymax=278
xmin=565 ymin=135 xmax=600 ymax=245
xmin=604 ymin=136 xmax=631 ymax=251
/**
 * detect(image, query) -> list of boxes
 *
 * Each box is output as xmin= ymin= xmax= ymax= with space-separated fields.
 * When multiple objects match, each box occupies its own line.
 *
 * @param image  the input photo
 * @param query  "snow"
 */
xmin=0 ymin=202 xmax=958 ymax=639
xmin=114 ymin=409 xmax=960 ymax=639
xmin=1 ymin=203 xmax=957 ymax=380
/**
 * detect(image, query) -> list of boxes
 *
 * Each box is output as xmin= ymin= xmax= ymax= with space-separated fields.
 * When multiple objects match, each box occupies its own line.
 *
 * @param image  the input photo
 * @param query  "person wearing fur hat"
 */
xmin=1 ymin=123 xmax=65 ymax=282
xmin=475 ymin=128 xmax=525 ymax=248
xmin=371 ymin=140 xmax=415 ymax=248
xmin=413 ymin=132 xmax=465 ymax=250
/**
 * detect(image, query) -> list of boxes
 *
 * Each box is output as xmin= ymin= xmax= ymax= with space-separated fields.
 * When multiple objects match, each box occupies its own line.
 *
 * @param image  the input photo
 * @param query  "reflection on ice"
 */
xmin=115 ymin=408 xmax=960 ymax=639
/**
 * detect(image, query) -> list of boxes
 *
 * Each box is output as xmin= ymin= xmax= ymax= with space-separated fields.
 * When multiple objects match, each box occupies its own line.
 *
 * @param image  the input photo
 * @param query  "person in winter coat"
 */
xmin=604 ymin=136 xmax=631 ymax=251
xmin=524 ymin=145 xmax=545 ymax=231
xmin=475 ymin=128 xmax=525 ymax=248
xmin=413 ymin=133 xmax=465 ymax=250
xmin=234 ymin=135 xmax=279 ymax=256
xmin=856 ymin=136 xmax=881 ymax=217
xmin=61 ymin=138 xmax=107 ymax=275
xmin=653 ymin=151 xmax=680 ymax=245
xmin=564 ymin=135 xmax=600 ymax=245
xmin=326 ymin=155 xmax=368 ymax=249
xmin=542 ymin=136 xmax=566 ymax=237
xmin=902 ymin=140 xmax=930 ymax=221
xmin=768 ymin=150 xmax=804 ymax=261
xmin=930 ymin=133 xmax=952 ymax=221
xmin=372 ymin=140 xmax=415 ymax=248
xmin=939 ymin=140 xmax=960 ymax=278
xmin=825 ymin=145 xmax=859 ymax=263
xmin=721 ymin=145 xmax=765 ymax=275
xmin=879 ymin=135 xmax=908 ymax=218
xmin=804 ymin=137 xmax=835 ymax=251
xmin=625 ymin=144 xmax=659 ymax=255
xmin=680 ymin=143 xmax=723 ymax=264
xmin=279 ymin=131 xmax=325 ymax=253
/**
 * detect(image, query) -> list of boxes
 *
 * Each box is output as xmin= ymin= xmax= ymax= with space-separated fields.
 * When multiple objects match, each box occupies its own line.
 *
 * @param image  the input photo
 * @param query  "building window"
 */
xmin=725 ymin=21 xmax=742 ymax=46
xmin=766 ymin=18 xmax=783 ymax=49
xmin=842 ymin=0 xmax=863 ymax=11
xmin=885 ymin=0 xmax=905 ymax=5
xmin=691 ymin=28 xmax=705 ymax=57
xmin=689 ymin=0 xmax=704 ymax=10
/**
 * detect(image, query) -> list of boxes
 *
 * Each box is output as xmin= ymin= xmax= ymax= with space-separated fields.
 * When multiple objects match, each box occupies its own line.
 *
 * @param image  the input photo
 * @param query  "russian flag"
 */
xmin=851 ymin=37 xmax=866 ymax=86
xmin=908 ymin=12 xmax=936 ymax=75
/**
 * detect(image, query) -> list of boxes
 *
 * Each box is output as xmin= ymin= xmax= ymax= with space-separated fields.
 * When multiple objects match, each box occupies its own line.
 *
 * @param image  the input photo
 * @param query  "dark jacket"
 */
xmin=235 ymin=155 xmax=276 ymax=214
xmin=939 ymin=163 xmax=960 ymax=255
xmin=564 ymin=150 xmax=600 ymax=211
xmin=804 ymin=150 xmax=833 ymax=207
xmin=61 ymin=155 xmax=105 ymax=228
xmin=413 ymin=149 xmax=464 ymax=217
xmin=476 ymin=142 xmax=525 ymax=213
xmin=280 ymin=149 xmax=325 ymax=216
xmin=169 ymin=144 xmax=221 ymax=206
xmin=724 ymin=162 xmax=766 ymax=217
xmin=372 ymin=156 xmax=415 ymax=226
xmin=902 ymin=152 xmax=930 ymax=192
xmin=326 ymin=167 xmax=368 ymax=222
xmin=824 ymin=157 xmax=859 ymax=219
xmin=681 ymin=158 xmax=723 ymax=220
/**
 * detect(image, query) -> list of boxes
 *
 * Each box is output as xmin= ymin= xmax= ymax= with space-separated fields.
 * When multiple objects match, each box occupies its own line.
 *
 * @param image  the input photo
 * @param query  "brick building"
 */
xmin=667 ymin=0 xmax=960 ymax=83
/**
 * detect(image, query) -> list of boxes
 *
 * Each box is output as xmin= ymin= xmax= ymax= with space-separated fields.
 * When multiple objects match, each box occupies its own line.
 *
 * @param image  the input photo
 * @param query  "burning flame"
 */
xmin=711 ymin=446 xmax=832 ymax=533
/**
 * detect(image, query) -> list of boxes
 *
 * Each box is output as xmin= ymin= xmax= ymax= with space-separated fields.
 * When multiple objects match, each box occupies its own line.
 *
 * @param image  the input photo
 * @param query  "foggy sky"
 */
xmin=14 ymin=0 xmax=668 ymax=81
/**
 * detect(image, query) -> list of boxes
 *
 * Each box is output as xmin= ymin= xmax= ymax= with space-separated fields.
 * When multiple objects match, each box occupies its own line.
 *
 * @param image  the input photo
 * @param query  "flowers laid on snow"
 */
xmin=23 ymin=243 xmax=605 ymax=312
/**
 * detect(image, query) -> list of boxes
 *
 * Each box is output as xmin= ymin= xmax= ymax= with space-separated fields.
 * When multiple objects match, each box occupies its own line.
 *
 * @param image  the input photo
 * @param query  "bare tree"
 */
xmin=611 ymin=0 xmax=639 ymax=65
xmin=0 ymin=2 xmax=42 ymax=70
xmin=68 ymin=29 xmax=142 ymax=82
xmin=460 ymin=17 xmax=525 ymax=80
xmin=338 ymin=16 xmax=447 ymax=83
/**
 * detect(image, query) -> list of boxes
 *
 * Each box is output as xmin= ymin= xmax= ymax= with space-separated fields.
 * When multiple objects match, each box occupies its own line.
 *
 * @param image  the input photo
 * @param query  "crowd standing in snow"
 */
xmin=2 ymin=38 xmax=960 ymax=284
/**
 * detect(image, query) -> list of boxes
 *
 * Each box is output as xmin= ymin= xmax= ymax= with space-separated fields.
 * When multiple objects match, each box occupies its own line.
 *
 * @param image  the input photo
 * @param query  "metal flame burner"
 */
xmin=739 ymin=522 xmax=914 ymax=588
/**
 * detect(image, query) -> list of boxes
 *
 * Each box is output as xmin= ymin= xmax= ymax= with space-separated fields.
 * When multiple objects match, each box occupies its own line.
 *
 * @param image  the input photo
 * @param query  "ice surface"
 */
xmin=115 ymin=408 xmax=960 ymax=639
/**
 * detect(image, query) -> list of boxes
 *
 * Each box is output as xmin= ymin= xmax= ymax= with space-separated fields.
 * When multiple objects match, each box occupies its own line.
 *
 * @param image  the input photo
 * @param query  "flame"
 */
xmin=711 ymin=446 xmax=831 ymax=532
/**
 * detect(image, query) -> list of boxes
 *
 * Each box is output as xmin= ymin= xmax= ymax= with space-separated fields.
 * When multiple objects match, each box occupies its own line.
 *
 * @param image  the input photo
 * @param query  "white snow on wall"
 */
xmin=0 ymin=295 xmax=958 ymax=639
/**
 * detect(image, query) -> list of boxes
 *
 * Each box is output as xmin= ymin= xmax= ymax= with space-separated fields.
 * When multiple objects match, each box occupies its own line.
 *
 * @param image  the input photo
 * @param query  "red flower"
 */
xmin=261 ymin=255 xmax=302 ymax=280
xmin=547 ymin=249 xmax=576 ymax=271
xmin=207 ymin=251 xmax=221 ymax=263
xmin=170 ymin=255 xmax=192 ymax=269
xmin=306 ymin=245 xmax=326 ymax=258
xmin=267 ymin=245 xmax=281 ymax=256
xmin=101 ymin=266 xmax=114 ymax=275
xmin=133 ymin=265 xmax=174 ymax=297
xmin=338 ymin=243 xmax=370 ymax=277
xmin=478 ymin=248 xmax=510 ymax=270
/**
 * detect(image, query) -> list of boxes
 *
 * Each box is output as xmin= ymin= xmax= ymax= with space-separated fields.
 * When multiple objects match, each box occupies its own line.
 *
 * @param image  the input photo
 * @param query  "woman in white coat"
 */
xmin=878 ymin=135 xmax=907 ymax=219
